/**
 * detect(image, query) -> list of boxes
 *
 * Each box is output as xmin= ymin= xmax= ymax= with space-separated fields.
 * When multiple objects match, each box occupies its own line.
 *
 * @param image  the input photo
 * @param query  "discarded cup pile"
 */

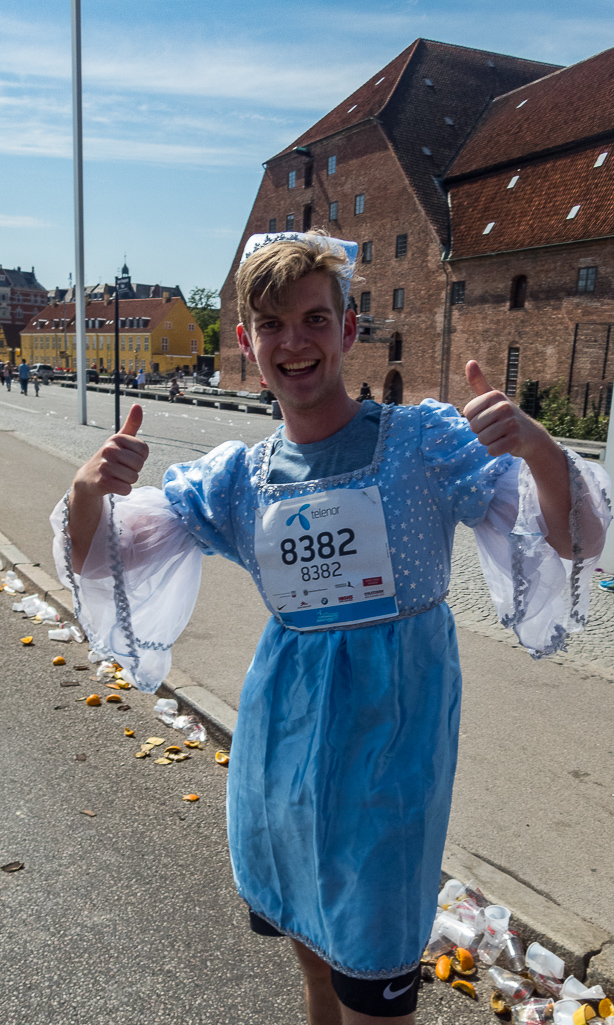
xmin=4 ymin=572 xmax=86 ymax=643
xmin=424 ymin=879 xmax=613 ymax=1023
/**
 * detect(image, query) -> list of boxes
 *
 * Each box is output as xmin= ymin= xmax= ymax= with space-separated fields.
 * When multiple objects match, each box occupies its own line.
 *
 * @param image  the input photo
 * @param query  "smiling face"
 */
xmin=237 ymin=271 xmax=357 ymax=417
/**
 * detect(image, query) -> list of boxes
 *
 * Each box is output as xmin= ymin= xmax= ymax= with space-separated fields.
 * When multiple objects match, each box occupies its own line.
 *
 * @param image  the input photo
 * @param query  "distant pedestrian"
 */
xmin=136 ymin=369 xmax=146 ymax=389
xmin=168 ymin=377 xmax=179 ymax=402
xmin=33 ymin=373 xmax=40 ymax=397
xmin=357 ymin=381 xmax=372 ymax=403
xmin=18 ymin=359 xmax=30 ymax=395
xmin=3 ymin=363 xmax=11 ymax=391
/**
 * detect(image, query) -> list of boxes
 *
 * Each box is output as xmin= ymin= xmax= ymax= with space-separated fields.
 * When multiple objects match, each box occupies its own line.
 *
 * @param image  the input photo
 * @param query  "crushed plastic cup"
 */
xmin=39 ymin=604 xmax=60 ymax=623
xmin=21 ymin=594 xmax=41 ymax=616
xmin=511 ymin=998 xmax=556 ymax=1024
xmin=48 ymin=627 xmax=72 ymax=642
xmin=526 ymin=943 xmax=565 ymax=980
xmin=456 ymin=878 xmax=490 ymax=908
xmin=154 ymin=698 xmax=178 ymax=725
xmin=561 ymin=977 xmax=606 ymax=1002
xmin=88 ymin=650 xmax=105 ymax=663
xmin=96 ymin=660 xmax=116 ymax=678
xmin=184 ymin=723 xmax=207 ymax=743
xmin=529 ymin=970 xmax=563 ymax=1000
xmin=438 ymin=878 xmax=464 ymax=908
xmin=69 ymin=624 xmax=85 ymax=643
xmin=503 ymin=930 xmax=526 ymax=973
xmin=437 ymin=910 xmax=483 ymax=950
xmin=12 ymin=602 xmax=24 ymax=612
xmin=478 ymin=905 xmax=511 ymax=965
xmin=455 ymin=898 xmax=485 ymax=931
xmin=488 ymin=966 xmax=534 ymax=1004
xmin=553 ymin=1001 xmax=582 ymax=1025
xmin=5 ymin=571 xmax=25 ymax=593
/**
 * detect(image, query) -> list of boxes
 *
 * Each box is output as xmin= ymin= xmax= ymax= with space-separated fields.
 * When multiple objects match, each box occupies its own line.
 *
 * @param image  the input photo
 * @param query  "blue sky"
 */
xmin=1 ymin=0 xmax=613 ymax=300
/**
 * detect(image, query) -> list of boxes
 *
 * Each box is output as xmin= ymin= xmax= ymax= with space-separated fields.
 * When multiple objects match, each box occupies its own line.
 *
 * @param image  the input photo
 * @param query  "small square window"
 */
xmin=327 ymin=155 xmax=336 ymax=175
xmin=577 ymin=266 xmax=597 ymax=293
xmin=286 ymin=213 xmax=295 ymax=230
xmin=395 ymin=234 xmax=407 ymax=258
xmin=189 ymin=323 xmax=195 ymax=331
xmin=121 ymin=339 xmax=125 ymax=351
xmin=161 ymin=337 xmax=168 ymax=352
xmin=483 ymin=221 xmax=495 ymax=235
xmin=354 ymin=193 xmax=365 ymax=215
xmin=362 ymin=241 xmax=372 ymax=264
xmin=594 ymin=152 xmax=608 ymax=168
xmin=268 ymin=217 xmax=277 ymax=232
xmin=191 ymin=339 xmax=198 ymax=353
xmin=507 ymin=175 xmax=519 ymax=189
xmin=288 ymin=170 xmax=296 ymax=189
xmin=360 ymin=291 xmax=371 ymax=313
xmin=451 ymin=281 xmax=465 ymax=305
xmin=392 ymin=288 xmax=405 ymax=310
xmin=329 ymin=201 xmax=338 ymax=221
xmin=567 ymin=205 xmax=581 ymax=220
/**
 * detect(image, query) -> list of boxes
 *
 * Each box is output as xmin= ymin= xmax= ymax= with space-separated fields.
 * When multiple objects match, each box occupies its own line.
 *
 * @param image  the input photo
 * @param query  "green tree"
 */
xmin=202 ymin=320 xmax=220 ymax=356
xmin=187 ymin=287 xmax=220 ymax=334
xmin=536 ymin=382 xmax=578 ymax=439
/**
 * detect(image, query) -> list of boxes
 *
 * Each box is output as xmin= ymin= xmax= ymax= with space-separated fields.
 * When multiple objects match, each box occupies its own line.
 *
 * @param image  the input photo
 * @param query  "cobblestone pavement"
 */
xmin=449 ymin=525 xmax=614 ymax=682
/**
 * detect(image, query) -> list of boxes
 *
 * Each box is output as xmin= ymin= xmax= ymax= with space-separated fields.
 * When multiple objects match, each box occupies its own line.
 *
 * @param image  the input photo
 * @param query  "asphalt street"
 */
xmin=1 ymin=383 xmax=614 ymax=939
xmin=0 ymin=593 xmax=498 ymax=1025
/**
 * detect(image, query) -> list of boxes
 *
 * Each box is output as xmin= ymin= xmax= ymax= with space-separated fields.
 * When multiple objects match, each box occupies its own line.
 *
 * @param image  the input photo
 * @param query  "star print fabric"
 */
xmin=50 ymin=398 xmax=610 ymax=978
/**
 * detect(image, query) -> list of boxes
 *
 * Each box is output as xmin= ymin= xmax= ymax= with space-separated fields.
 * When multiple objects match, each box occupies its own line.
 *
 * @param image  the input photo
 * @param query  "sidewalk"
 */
xmin=1 ymin=432 xmax=613 ymax=996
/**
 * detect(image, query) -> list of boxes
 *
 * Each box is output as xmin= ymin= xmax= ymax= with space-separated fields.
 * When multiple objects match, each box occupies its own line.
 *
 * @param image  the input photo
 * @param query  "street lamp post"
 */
xmin=114 ymin=278 xmax=120 ymax=432
xmin=71 ymin=0 xmax=86 ymax=424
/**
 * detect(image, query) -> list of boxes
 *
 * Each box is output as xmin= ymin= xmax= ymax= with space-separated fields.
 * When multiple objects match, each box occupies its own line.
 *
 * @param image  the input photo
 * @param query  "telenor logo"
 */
xmin=286 ymin=503 xmax=311 ymax=530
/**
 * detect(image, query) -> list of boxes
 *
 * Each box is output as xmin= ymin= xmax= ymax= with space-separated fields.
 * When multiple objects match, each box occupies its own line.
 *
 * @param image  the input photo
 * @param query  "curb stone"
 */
xmin=2 ymin=529 xmax=613 ymax=997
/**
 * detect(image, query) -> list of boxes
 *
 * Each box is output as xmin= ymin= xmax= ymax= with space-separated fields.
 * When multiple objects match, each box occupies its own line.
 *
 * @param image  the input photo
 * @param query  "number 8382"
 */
xmin=280 ymin=528 xmax=357 ymax=566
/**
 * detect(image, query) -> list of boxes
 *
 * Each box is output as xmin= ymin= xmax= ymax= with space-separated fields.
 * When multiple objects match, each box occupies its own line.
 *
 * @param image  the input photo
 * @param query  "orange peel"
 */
xmin=85 ymin=694 xmax=101 ymax=706
xmin=20 ymin=636 xmax=34 ymax=645
xmin=573 ymin=1006 xmax=596 ymax=1025
xmin=599 ymin=1002 xmax=614 ymax=1020
xmin=455 ymin=948 xmax=474 ymax=972
xmin=182 ymin=794 xmax=199 ymax=802
xmin=106 ymin=694 xmax=122 ymax=703
xmin=124 ymin=728 xmax=135 ymax=737
xmin=215 ymin=750 xmax=230 ymax=766
xmin=435 ymin=955 xmax=452 ymax=981
xmin=451 ymin=979 xmax=477 ymax=999
xmin=52 ymin=655 xmax=66 ymax=666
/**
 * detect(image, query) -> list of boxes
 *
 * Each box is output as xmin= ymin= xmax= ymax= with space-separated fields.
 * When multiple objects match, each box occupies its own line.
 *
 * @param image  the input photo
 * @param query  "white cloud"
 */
xmin=0 ymin=214 xmax=52 ymax=228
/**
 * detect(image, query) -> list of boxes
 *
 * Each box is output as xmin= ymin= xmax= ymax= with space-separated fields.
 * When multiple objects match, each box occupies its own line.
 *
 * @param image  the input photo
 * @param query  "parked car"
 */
xmin=208 ymin=370 xmax=220 ymax=387
xmin=31 ymin=363 xmax=55 ymax=382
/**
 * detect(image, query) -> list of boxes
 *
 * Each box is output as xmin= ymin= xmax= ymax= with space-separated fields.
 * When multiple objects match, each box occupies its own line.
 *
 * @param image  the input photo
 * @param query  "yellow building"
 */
xmin=21 ymin=295 xmax=203 ymax=375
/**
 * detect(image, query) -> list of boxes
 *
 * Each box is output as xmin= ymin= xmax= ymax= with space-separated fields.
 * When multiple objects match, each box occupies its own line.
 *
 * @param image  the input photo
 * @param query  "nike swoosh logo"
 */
xmin=383 ymin=982 xmax=413 ymax=1000
xmin=277 ymin=605 xmax=286 ymax=611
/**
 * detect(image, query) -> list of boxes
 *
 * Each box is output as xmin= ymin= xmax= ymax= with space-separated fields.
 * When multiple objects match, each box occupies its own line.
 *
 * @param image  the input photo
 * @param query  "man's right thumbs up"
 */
xmin=118 ymin=403 xmax=144 ymax=438
xmin=72 ymin=403 xmax=149 ymax=498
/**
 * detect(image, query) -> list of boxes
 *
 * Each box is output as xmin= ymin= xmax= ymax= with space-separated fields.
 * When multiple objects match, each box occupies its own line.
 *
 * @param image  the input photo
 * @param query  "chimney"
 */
xmin=163 ymin=291 xmax=170 ymax=302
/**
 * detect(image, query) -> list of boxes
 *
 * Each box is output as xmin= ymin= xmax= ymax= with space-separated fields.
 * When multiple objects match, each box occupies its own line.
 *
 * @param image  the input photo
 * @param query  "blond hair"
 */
xmin=236 ymin=230 xmax=349 ymax=328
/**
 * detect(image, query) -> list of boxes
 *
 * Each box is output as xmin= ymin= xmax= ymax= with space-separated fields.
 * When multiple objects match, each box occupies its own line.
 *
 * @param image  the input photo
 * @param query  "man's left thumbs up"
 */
xmin=462 ymin=359 xmax=537 ymax=458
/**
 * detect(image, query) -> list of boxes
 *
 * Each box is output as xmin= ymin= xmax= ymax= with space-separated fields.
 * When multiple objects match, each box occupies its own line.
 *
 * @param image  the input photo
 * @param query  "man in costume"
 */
xmin=55 ymin=231 xmax=610 ymax=1025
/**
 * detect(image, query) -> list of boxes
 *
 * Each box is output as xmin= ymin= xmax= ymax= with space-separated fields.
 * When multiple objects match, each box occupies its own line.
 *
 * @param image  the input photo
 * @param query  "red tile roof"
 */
xmin=448 ymin=46 xmax=614 ymax=179
xmin=23 ymin=297 xmax=184 ymax=333
xmin=448 ymin=142 xmax=614 ymax=258
xmin=270 ymin=38 xmax=559 ymax=243
xmin=273 ymin=44 xmax=418 ymax=158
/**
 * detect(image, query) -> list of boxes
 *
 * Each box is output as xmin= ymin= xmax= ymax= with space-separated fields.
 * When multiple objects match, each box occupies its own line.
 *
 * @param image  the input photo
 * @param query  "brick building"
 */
xmin=0 ymin=265 xmax=47 ymax=365
xmin=21 ymin=295 xmax=203 ymax=376
xmin=444 ymin=47 xmax=614 ymax=414
xmin=219 ymin=38 xmax=558 ymax=401
xmin=219 ymin=38 xmax=614 ymax=413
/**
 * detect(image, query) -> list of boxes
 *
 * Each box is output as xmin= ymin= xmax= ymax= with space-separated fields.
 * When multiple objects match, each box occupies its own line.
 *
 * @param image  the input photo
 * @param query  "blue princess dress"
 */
xmin=52 ymin=400 xmax=610 ymax=979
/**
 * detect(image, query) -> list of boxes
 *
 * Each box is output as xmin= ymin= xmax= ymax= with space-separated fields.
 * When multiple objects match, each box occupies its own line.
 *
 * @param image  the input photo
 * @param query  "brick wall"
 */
xmin=220 ymin=122 xmax=449 ymax=404
xmin=444 ymin=237 xmax=614 ymax=412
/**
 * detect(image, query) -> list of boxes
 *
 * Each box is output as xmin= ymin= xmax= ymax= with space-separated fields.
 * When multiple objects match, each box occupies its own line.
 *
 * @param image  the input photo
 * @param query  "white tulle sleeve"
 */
xmin=51 ymin=487 xmax=203 ymax=692
xmin=473 ymin=449 xmax=612 ymax=658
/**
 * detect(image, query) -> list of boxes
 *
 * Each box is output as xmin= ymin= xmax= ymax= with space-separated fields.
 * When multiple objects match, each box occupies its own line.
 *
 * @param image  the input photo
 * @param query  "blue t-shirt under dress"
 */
xmin=161 ymin=400 xmax=513 ymax=978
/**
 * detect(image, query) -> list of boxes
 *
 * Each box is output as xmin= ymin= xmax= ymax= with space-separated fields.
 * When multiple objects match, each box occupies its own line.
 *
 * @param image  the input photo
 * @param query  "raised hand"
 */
xmin=73 ymin=404 xmax=150 ymax=497
xmin=462 ymin=360 xmax=548 ymax=459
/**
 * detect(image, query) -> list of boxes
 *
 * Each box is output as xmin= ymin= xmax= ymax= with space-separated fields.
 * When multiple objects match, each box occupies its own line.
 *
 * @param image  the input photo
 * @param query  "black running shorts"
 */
xmin=248 ymin=912 xmax=420 ymax=1017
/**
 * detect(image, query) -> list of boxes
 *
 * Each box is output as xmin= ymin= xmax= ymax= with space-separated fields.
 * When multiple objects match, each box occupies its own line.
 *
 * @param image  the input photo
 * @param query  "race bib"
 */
xmin=255 ymin=486 xmax=398 ymax=630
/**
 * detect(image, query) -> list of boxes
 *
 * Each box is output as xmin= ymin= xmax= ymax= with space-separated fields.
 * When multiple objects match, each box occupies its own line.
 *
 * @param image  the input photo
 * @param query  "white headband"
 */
xmin=240 ymin=231 xmax=358 ymax=306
